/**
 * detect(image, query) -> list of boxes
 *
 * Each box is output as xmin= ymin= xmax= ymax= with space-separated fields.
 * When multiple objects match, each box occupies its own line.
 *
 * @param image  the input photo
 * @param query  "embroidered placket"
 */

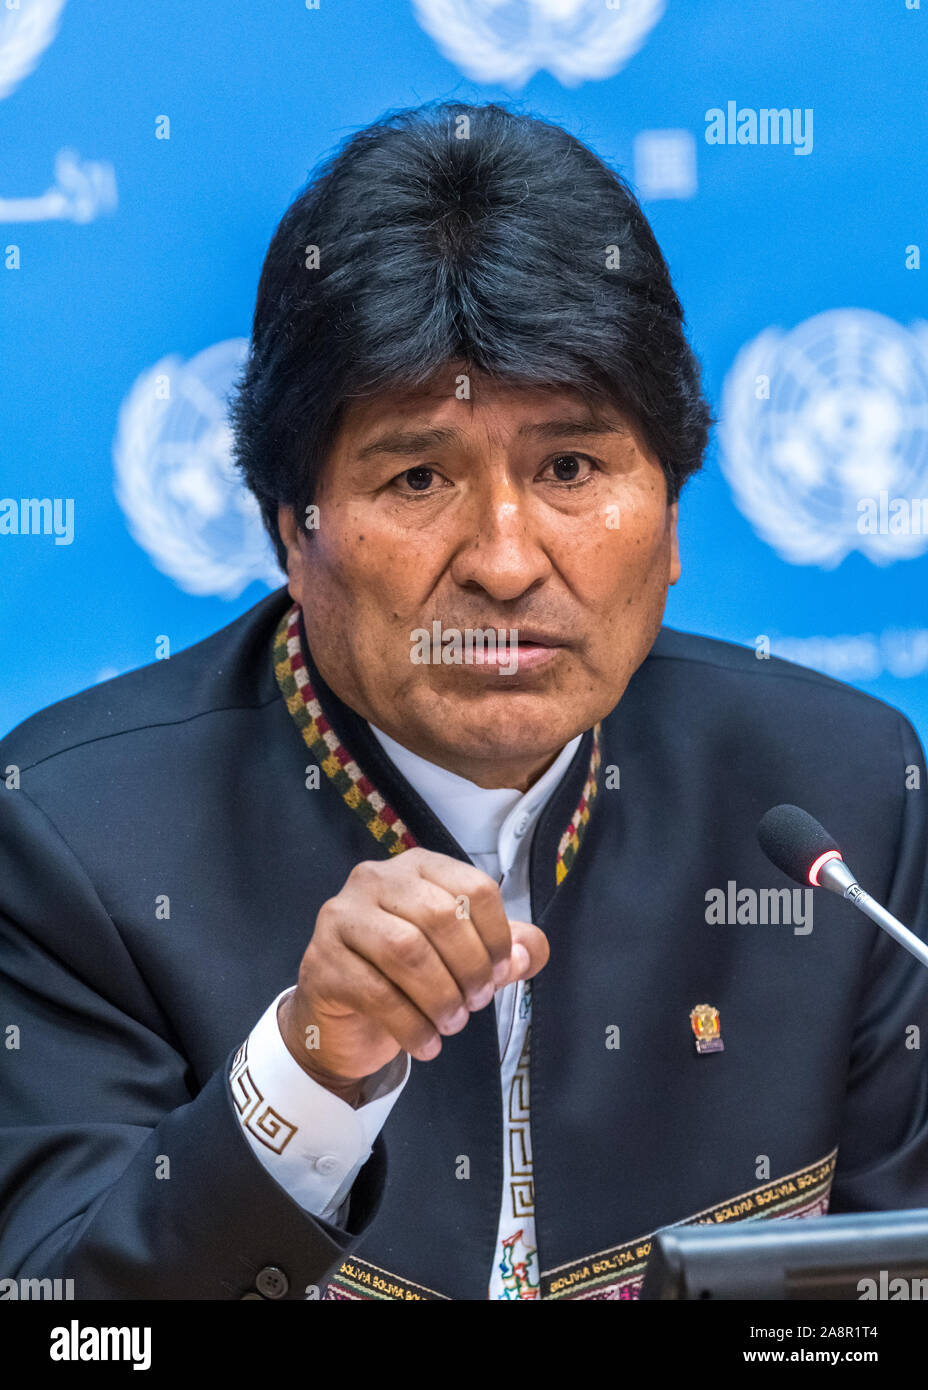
xmin=273 ymin=601 xmax=602 ymax=1299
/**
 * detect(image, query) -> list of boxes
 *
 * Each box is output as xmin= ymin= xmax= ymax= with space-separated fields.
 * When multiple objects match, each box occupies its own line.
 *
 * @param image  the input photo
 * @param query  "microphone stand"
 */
xmin=818 ymin=858 xmax=928 ymax=970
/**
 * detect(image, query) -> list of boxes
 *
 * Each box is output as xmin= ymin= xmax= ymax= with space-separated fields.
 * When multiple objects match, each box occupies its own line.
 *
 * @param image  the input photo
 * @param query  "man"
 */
xmin=1 ymin=101 xmax=926 ymax=1302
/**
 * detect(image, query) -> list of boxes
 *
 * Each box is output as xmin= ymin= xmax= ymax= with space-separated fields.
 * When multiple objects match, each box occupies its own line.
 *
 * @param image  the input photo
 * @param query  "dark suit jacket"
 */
xmin=1 ymin=585 xmax=927 ymax=1300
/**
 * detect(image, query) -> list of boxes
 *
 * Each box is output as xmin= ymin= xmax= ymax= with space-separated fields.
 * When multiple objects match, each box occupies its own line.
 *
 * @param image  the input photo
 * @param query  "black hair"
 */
xmin=228 ymin=100 xmax=714 ymax=570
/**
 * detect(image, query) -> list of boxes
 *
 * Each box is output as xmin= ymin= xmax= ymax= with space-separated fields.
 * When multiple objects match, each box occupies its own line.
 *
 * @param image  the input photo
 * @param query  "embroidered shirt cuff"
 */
xmin=229 ymin=988 xmax=411 ymax=1223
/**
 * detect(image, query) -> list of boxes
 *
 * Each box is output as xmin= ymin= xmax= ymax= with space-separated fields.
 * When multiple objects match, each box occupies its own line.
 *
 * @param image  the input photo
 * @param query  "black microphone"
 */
xmin=757 ymin=804 xmax=843 ymax=887
xmin=757 ymin=803 xmax=928 ymax=969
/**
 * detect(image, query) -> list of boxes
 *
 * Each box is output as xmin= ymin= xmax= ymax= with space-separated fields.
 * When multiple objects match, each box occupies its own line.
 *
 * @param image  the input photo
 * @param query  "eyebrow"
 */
xmin=356 ymin=416 xmax=629 ymax=460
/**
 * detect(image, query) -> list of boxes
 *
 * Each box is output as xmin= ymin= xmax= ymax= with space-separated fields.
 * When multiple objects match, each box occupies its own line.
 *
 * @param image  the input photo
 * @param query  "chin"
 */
xmin=420 ymin=690 xmax=586 ymax=757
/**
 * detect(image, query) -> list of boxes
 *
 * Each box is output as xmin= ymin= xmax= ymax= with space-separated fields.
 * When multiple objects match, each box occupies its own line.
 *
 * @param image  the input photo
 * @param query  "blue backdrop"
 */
xmin=2 ymin=0 xmax=927 ymax=748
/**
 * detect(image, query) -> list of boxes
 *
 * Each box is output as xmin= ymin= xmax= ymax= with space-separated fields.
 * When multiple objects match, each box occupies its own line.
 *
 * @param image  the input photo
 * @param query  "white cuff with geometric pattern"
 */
xmin=229 ymin=987 xmax=411 ymax=1224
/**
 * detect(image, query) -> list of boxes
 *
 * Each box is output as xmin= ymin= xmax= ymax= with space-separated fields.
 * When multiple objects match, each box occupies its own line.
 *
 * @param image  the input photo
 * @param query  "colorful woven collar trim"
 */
xmin=273 ymin=604 xmax=416 ymax=856
xmin=273 ymin=602 xmax=602 ymax=884
xmin=555 ymin=724 xmax=601 ymax=887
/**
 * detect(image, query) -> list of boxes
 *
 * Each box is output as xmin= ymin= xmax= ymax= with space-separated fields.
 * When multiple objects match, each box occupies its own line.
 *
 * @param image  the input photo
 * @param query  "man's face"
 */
xmin=279 ymin=363 xmax=680 ymax=791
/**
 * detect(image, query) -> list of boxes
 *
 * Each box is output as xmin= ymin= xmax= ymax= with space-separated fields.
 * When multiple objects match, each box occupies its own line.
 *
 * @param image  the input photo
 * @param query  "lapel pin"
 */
xmin=690 ymin=1003 xmax=724 ymax=1054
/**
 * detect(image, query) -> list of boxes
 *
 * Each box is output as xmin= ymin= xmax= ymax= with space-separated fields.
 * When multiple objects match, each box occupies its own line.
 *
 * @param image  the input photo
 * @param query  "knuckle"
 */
xmin=312 ymin=898 xmax=350 ymax=948
xmin=313 ymin=896 xmax=339 ymax=929
xmin=395 ymin=847 xmax=428 ymax=877
xmin=348 ymin=859 xmax=382 ymax=888
xmin=363 ymin=972 xmax=396 ymax=1010
xmin=385 ymin=924 xmax=430 ymax=970
xmin=451 ymin=893 xmax=471 ymax=922
xmin=466 ymin=873 xmax=500 ymax=908
xmin=424 ymin=897 xmax=464 ymax=934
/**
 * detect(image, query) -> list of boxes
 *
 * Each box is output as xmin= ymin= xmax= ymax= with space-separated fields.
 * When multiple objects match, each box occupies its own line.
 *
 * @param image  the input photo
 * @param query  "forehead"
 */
xmin=332 ymin=364 xmax=629 ymax=448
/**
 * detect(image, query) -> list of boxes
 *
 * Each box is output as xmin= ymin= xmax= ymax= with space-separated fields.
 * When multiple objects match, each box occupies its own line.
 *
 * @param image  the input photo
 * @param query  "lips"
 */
xmin=450 ymin=628 xmax=566 ymax=648
xmin=507 ymin=629 xmax=564 ymax=647
xmin=469 ymin=638 xmax=563 ymax=671
xmin=420 ymin=622 xmax=570 ymax=673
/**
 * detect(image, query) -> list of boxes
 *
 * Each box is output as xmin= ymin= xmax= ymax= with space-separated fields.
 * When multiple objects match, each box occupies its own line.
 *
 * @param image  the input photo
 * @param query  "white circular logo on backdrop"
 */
xmin=412 ymin=0 xmax=665 ymax=87
xmin=0 ymin=0 xmax=67 ymax=101
xmin=113 ymin=339 xmax=283 ymax=598
xmin=718 ymin=309 xmax=928 ymax=567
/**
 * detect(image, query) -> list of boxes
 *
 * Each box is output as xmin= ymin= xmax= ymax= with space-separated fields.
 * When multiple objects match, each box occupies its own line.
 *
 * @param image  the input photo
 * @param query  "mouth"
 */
xmin=471 ymin=642 xmax=560 ymax=672
xmin=412 ymin=621 xmax=572 ymax=676
xmin=468 ymin=629 xmax=567 ymax=673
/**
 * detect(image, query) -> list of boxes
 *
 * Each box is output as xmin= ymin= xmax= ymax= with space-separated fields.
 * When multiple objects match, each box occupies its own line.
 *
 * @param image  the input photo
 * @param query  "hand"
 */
xmin=278 ymin=848 xmax=548 ymax=1101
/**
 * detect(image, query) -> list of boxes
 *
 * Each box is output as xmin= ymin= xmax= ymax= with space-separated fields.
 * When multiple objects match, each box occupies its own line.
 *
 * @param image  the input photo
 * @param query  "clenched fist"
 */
xmin=277 ymin=848 xmax=549 ymax=1105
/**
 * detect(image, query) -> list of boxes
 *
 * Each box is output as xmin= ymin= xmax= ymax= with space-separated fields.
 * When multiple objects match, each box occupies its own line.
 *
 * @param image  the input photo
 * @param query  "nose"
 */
xmin=449 ymin=486 xmax=552 ymax=602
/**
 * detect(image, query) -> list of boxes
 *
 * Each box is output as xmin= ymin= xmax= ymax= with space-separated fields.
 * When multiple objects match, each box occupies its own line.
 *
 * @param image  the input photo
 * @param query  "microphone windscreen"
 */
xmin=757 ymin=804 xmax=840 ymax=886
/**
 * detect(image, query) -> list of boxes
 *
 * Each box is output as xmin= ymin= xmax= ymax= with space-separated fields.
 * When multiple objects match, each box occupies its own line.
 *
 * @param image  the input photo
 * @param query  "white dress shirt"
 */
xmin=230 ymin=723 xmax=580 ymax=1298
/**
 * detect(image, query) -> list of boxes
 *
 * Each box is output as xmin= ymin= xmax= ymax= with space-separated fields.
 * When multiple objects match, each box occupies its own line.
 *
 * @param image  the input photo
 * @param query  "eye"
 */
xmin=391 ymin=465 xmax=447 ymax=494
xmin=541 ymin=453 xmax=598 ymax=486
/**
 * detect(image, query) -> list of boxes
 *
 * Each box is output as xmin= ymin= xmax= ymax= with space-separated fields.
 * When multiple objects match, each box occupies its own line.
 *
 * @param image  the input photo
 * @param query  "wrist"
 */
xmin=277 ymin=992 xmax=367 ymax=1105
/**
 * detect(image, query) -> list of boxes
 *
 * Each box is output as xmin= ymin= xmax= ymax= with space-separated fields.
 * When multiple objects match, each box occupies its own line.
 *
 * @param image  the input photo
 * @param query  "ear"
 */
xmin=668 ymin=500 xmax=681 ymax=586
xmin=277 ymin=505 xmax=306 ymax=603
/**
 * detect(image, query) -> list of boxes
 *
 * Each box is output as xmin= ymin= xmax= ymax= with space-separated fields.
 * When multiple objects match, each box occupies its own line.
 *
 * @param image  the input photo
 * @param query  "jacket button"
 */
xmin=240 ymin=1292 xmax=263 ymax=1300
xmin=255 ymin=1266 xmax=289 ymax=1299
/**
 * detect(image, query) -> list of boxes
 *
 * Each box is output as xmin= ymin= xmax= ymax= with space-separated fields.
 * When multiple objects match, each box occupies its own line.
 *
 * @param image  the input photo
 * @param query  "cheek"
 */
xmin=582 ymin=511 xmax=671 ymax=609
xmin=353 ymin=505 xmax=452 ymax=596
xmin=301 ymin=520 xmax=430 ymax=634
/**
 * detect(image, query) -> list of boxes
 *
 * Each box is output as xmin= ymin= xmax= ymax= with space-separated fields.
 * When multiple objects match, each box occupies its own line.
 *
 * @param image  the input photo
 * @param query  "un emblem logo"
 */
xmin=1 ymin=1 xmax=116 ymax=226
xmin=719 ymin=309 xmax=928 ymax=567
xmin=0 ymin=0 xmax=66 ymax=100
xmin=412 ymin=0 xmax=664 ymax=87
xmin=113 ymin=339 xmax=283 ymax=597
